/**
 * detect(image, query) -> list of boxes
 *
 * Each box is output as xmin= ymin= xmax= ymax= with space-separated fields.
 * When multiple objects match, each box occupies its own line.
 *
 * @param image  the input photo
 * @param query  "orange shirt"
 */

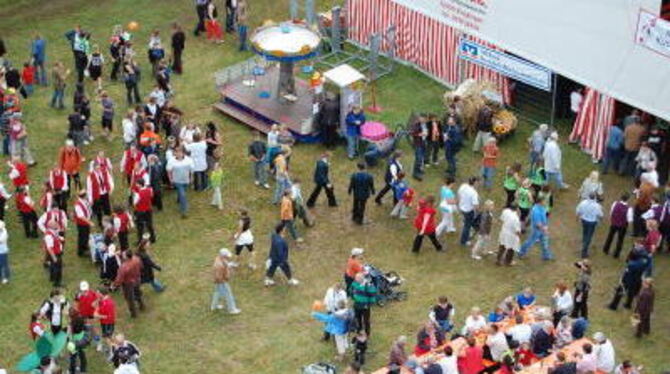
xmin=345 ymin=257 xmax=363 ymax=278
xmin=280 ymin=196 xmax=293 ymax=220
xmin=482 ymin=143 xmax=499 ymax=168
xmin=59 ymin=147 xmax=82 ymax=174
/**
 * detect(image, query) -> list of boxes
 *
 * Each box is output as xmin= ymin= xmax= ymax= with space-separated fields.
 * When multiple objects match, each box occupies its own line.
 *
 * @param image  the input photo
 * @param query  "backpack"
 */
xmin=302 ymin=363 xmax=336 ymax=374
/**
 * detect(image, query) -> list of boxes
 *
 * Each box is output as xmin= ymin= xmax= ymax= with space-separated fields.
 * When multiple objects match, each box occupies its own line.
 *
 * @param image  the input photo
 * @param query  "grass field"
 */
xmin=0 ymin=0 xmax=668 ymax=373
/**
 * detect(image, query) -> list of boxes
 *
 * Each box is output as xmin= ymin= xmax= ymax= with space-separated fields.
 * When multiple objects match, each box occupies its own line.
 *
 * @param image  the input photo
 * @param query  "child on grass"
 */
xmin=390 ymin=172 xmax=414 ymax=219
xmin=471 ymin=200 xmax=494 ymax=260
xmin=210 ymin=162 xmax=223 ymax=210
xmin=21 ymin=62 xmax=35 ymax=97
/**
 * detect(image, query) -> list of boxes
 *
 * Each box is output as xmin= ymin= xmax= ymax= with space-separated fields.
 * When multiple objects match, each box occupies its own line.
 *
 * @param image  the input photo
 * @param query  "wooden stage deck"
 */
xmin=213 ymin=66 xmax=316 ymax=139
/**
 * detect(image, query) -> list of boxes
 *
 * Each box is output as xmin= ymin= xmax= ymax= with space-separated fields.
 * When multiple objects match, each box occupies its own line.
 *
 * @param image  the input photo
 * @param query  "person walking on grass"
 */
xmin=279 ymin=189 xmax=303 ymax=242
xmin=50 ymin=61 xmax=70 ymax=109
xmin=113 ymin=250 xmax=145 ymax=318
xmin=518 ymin=198 xmax=554 ymax=261
xmin=345 ymin=106 xmax=366 ymax=159
xmin=603 ymin=193 xmax=632 ymax=258
xmin=375 ymin=151 xmax=403 ymax=205
xmin=171 ymin=23 xmax=186 ymax=74
xmin=390 ymin=172 xmax=414 ymax=220
xmin=471 ymin=200 xmax=494 ymax=260
xmin=497 ymin=204 xmax=520 ymax=266
xmin=137 ymin=235 xmax=165 ymax=292
xmin=31 ymin=32 xmax=48 ymax=86
xmin=166 ymin=148 xmax=194 ymax=218
xmin=576 ymin=193 xmax=604 ymax=258
xmin=351 ymin=272 xmax=378 ymax=336
xmin=457 ymin=177 xmax=480 ymax=246
xmin=634 ymin=278 xmax=654 ymax=338
xmin=543 ymin=131 xmax=569 ymax=190
xmin=237 ymin=0 xmax=249 ymax=51
xmin=348 ymin=162 xmax=375 ymax=225
xmin=0 ymin=221 xmax=10 ymax=284
xmin=210 ymin=161 xmax=224 ymax=210
xmin=248 ymin=131 xmax=269 ymax=189
xmin=411 ymin=195 xmax=443 ymax=253
xmin=264 ymin=225 xmax=300 ymax=286
xmin=481 ymin=137 xmax=499 ymax=189
xmin=436 ymin=176 xmax=457 ymax=237
xmin=232 ymin=209 xmax=256 ymax=269
xmin=306 ymin=152 xmax=338 ymax=208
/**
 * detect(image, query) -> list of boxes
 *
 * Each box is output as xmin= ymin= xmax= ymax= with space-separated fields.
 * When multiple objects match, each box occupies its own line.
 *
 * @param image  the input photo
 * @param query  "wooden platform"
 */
xmin=213 ymin=66 xmax=317 ymax=140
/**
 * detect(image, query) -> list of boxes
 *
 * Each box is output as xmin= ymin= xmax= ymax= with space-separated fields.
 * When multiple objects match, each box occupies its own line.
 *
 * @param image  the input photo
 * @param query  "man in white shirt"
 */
xmin=166 ymin=149 xmax=194 ymax=218
xmin=457 ymin=177 xmax=480 ymax=246
xmin=184 ymin=133 xmax=208 ymax=191
xmin=543 ymin=132 xmax=569 ymax=189
xmin=122 ymin=111 xmax=137 ymax=147
xmin=593 ymin=332 xmax=616 ymax=373
xmin=507 ymin=314 xmax=532 ymax=344
xmin=437 ymin=346 xmax=458 ymax=374
xmin=486 ymin=324 xmax=509 ymax=362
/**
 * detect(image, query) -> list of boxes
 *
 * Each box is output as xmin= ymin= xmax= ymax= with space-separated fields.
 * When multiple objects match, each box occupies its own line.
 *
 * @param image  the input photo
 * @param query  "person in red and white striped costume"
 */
xmin=74 ymin=189 xmax=93 ymax=257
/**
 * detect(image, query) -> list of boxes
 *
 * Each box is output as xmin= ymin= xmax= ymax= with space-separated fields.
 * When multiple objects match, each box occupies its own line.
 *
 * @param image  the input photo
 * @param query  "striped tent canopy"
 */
xmin=346 ymin=0 xmax=510 ymax=103
xmin=569 ymin=87 xmax=616 ymax=160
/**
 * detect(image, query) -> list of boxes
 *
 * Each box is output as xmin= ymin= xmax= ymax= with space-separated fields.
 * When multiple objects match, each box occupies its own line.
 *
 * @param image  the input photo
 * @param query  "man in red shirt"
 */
xmin=133 ymin=179 xmax=156 ymax=243
xmin=113 ymin=251 xmax=144 ymax=318
xmin=15 ymin=185 xmax=38 ymax=238
xmin=94 ymin=287 xmax=117 ymax=349
xmin=8 ymin=156 xmax=30 ymax=188
xmin=87 ymin=162 xmax=112 ymax=228
xmin=344 ymin=248 xmax=364 ymax=294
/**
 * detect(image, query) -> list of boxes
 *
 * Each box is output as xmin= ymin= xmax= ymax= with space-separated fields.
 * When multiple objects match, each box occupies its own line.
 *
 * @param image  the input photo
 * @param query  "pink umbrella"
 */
xmin=360 ymin=121 xmax=390 ymax=141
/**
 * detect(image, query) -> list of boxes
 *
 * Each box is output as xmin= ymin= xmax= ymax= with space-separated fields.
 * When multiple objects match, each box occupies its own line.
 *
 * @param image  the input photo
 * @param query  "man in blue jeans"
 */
xmin=518 ymin=199 xmax=553 ymax=260
xmin=457 ymin=177 xmax=480 ymax=246
xmin=576 ymin=194 xmax=604 ymax=258
xmin=411 ymin=115 xmax=428 ymax=181
xmin=345 ymin=106 xmax=366 ymax=159
xmin=211 ymin=248 xmax=241 ymax=314
xmin=31 ymin=32 xmax=48 ymax=86
xmin=166 ymin=149 xmax=194 ymax=218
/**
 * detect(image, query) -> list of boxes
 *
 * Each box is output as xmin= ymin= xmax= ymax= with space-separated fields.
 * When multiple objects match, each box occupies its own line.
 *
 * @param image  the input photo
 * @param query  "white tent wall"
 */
xmin=391 ymin=0 xmax=670 ymax=121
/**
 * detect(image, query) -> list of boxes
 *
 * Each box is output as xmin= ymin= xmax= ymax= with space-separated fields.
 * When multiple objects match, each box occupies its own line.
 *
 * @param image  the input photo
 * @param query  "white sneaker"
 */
xmin=83 ymin=140 xmax=90 ymax=145
xmin=471 ymin=255 xmax=482 ymax=260
xmin=288 ymin=278 xmax=300 ymax=286
xmin=229 ymin=308 xmax=242 ymax=315
xmin=263 ymin=184 xmax=271 ymax=189
xmin=248 ymin=263 xmax=257 ymax=270
xmin=296 ymin=237 xmax=304 ymax=243
xmin=264 ymin=278 xmax=276 ymax=286
xmin=254 ymin=181 xmax=260 ymax=186
xmin=96 ymin=343 xmax=103 ymax=352
xmin=216 ymin=304 xmax=225 ymax=310
xmin=1 ymin=278 xmax=7 ymax=284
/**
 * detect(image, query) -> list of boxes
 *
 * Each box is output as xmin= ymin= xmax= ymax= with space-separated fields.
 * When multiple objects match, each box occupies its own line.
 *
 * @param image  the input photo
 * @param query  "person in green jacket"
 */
xmin=210 ymin=162 xmax=223 ymax=210
xmin=351 ymin=272 xmax=378 ymax=336
xmin=529 ymin=160 xmax=546 ymax=197
xmin=516 ymin=179 xmax=534 ymax=231
xmin=503 ymin=162 xmax=522 ymax=207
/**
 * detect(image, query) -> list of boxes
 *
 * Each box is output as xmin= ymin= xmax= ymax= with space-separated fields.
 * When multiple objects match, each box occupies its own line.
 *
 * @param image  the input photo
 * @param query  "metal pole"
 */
xmin=549 ymin=72 xmax=558 ymax=126
xmin=305 ymin=0 xmax=316 ymax=26
xmin=289 ymin=0 xmax=298 ymax=21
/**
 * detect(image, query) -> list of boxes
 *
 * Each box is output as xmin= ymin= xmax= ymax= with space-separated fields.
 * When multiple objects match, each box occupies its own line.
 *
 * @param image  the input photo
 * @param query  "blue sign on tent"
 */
xmin=458 ymin=38 xmax=553 ymax=92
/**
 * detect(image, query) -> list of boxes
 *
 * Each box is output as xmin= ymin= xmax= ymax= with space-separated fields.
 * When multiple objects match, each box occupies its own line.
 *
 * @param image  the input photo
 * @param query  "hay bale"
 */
xmin=444 ymin=79 xmax=502 ymax=135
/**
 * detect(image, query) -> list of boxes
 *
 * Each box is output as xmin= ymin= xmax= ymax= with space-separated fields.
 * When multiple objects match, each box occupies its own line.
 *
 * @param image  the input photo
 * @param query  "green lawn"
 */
xmin=0 ymin=1 xmax=668 ymax=373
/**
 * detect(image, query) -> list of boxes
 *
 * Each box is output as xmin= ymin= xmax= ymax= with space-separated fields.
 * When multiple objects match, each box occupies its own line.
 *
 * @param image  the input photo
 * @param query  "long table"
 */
xmin=372 ymin=307 xmax=594 ymax=374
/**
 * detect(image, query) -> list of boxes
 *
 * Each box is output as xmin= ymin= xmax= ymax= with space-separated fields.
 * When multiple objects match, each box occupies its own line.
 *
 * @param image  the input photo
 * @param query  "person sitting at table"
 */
xmin=593 ymin=332 xmax=616 ymax=374
xmin=486 ymin=323 xmax=510 ymax=363
xmin=462 ymin=307 xmax=487 ymax=336
xmin=422 ymin=356 xmax=444 ymax=374
xmin=532 ymin=321 xmax=555 ymax=358
xmin=555 ymin=316 xmax=574 ymax=348
xmin=429 ymin=296 xmax=455 ymax=333
xmin=459 ymin=336 xmax=485 ymax=374
xmin=575 ymin=342 xmax=597 ymax=374
xmin=549 ymin=352 xmax=578 ymax=374
xmin=388 ymin=335 xmax=408 ymax=372
xmin=515 ymin=342 xmax=538 ymax=367
xmin=552 ymin=282 xmax=574 ymax=326
xmin=498 ymin=296 xmax=517 ymax=317
xmin=414 ymin=321 xmax=445 ymax=356
xmin=488 ymin=307 xmax=505 ymax=323
xmin=507 ymin=314 xmax=532 ymax=345
xmin=516 ymin=287 xmax=536 ymax=309
xmin=437 ymin=346 xmax=458 ymax=374
xmin=498 ymin=354 xmax=516 ymax=374
xmin=614 ymin=360 xmax=642 ymax=374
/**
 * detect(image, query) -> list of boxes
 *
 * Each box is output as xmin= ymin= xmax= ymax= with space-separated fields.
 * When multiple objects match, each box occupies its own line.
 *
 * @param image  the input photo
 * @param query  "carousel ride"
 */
xmin=213 ymin=21 xmax=322 ymax=141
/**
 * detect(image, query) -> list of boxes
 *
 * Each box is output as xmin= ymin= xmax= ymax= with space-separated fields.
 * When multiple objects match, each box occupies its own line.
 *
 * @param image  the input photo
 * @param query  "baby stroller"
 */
xmin=364 ymin=264 xmax=407 ymax=306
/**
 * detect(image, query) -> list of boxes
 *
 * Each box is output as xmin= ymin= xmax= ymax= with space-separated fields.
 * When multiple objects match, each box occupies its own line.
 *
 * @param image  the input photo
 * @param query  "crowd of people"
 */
xmin=0 ymin=1 xmax=666 ymax=374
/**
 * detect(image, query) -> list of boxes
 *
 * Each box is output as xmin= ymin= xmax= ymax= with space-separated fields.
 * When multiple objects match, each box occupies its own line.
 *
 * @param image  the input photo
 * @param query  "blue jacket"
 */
xmin=269 ymin=232 xmax=289 ymax=263
xmin=313 ymin=159 xmax=330 ymax=186
xmin=31 ymin=38 xmax=46 ymax=63
xmin=345 ymin=111 xmax=366 ymax=137
xmin=607 ymin=125 xmax=624 ymax=150
xmin=348 ymin=171 xmax=375 ymax=200
xmin=529 ymin=203 xmax=548 ymax=229
xmin=312 ymin=311 xmax=351 ymax=335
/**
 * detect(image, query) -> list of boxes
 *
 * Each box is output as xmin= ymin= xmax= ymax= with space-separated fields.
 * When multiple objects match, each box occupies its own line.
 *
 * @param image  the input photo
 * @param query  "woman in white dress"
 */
xmin=497 ymin=205 xmax=521 ymax=266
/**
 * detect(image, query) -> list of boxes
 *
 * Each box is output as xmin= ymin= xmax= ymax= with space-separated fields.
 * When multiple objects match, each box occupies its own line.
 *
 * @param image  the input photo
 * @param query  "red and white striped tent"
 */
xmin=346 ymin=0 xmax=511 ymax=103
xmin=569 ymin=88 xmax=616 ymax=160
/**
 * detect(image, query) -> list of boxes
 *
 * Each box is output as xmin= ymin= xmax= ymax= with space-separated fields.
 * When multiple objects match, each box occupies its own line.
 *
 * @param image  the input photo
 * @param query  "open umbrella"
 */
xmin=360 ymin=121 xmax=390 ymax=141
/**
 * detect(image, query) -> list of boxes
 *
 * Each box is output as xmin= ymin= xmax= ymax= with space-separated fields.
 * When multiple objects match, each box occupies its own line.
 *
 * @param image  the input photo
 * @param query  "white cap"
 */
xmin=219 ymin=248 xmax=232 ymax=257
xmin=351 ymin=248 xmax=364 ymax=256
xmin=539 ymin=123 xmax=548 ymax=131
xmin=80 ymin=281 xmax=90 ymax=291
xmin=593 ymin=332 xmax=606 ymax=343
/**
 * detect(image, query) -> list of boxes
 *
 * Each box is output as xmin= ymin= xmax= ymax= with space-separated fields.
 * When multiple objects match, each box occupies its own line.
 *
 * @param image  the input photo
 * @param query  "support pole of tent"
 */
xmin=550 ymin=73 xmax=558 ymax=126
